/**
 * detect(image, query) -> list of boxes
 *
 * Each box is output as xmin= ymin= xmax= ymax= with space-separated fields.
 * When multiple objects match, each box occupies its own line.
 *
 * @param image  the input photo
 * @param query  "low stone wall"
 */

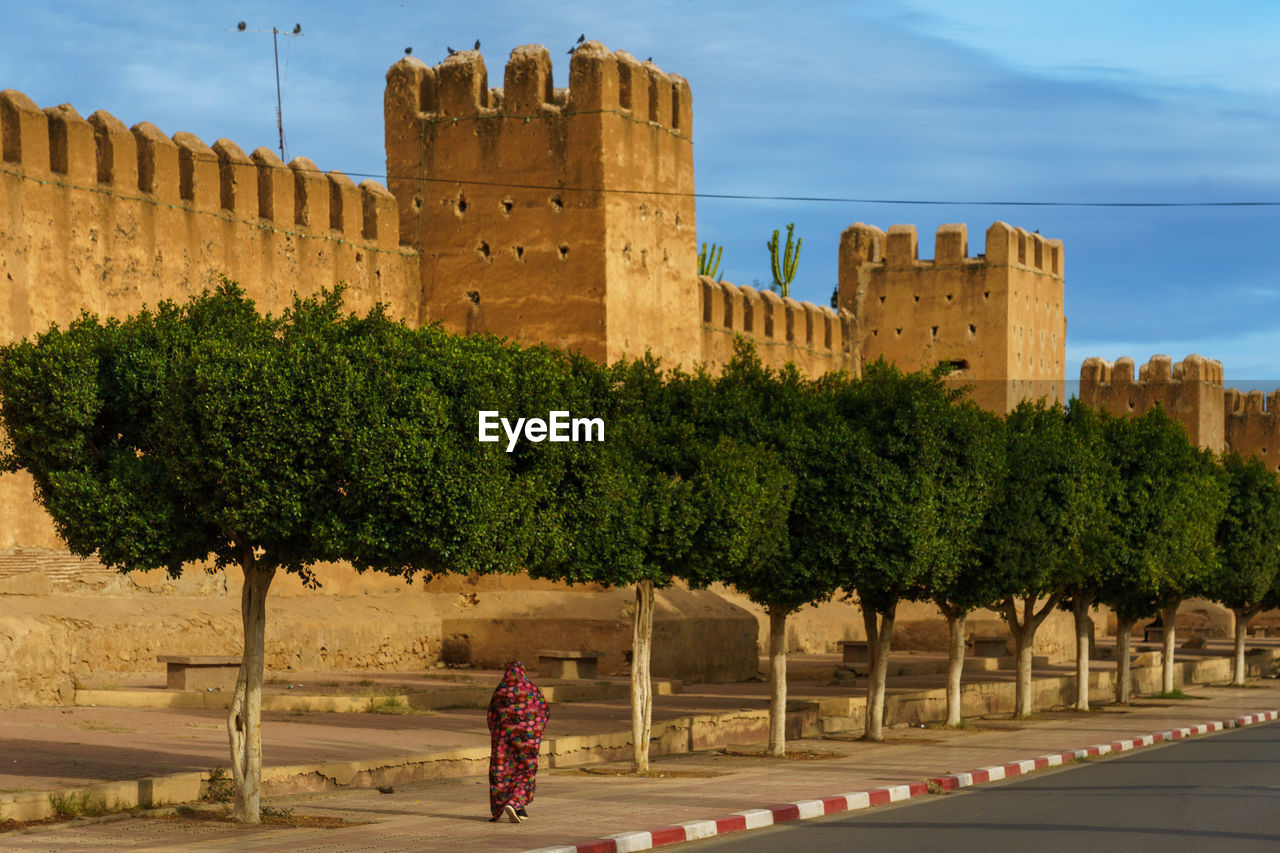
xmin=0 ymin=570 xmax=759 ymax=707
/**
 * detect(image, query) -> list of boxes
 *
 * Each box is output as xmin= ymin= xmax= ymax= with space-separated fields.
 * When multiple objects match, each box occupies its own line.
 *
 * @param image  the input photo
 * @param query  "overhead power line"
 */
xmin=324 ymin=168 xmax=1280 ymax=208
xmin=13 ymin=138 xmax=1276 ymax=209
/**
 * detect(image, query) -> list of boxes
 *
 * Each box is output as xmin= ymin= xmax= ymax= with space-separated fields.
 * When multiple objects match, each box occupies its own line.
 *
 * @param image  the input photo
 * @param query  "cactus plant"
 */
xmin=767 ymin=223 xmax=801 ymax=298
xmin=698 ymin=242 xmax=724 ymax=281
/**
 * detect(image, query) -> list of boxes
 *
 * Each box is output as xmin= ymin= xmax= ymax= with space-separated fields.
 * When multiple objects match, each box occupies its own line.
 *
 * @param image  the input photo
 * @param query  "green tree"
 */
xmin=980 ymin=400 xmax=1097 ymax=717
xmin=684 ymin=435 xmax=798 ymax=755
xmin=825 ymin=359 xmax=989 ymax=740
xmin=536 ymin=355 xmax=706 ymax=773
xmin=1208 ymin=453 xmax=1280 ymax=686
xmin=687 ymin=343 xmax=839 ymax=756
xmin=923 ymin=402 xmax=1005 ymax=726
xmin=1098 ymin=408 xmax=1227 ymax=701
xmin=0 ymin=283 xmax=564 ymax=821
xmin=1054 ymin=400 xmax=1119 ymax=711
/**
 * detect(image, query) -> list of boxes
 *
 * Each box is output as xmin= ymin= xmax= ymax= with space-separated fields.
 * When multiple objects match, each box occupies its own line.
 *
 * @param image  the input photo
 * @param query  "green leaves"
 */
xmin=979 ymin=399 xmax=1096 ymax=606
xmin=686 ymin=346 xmax=817 ymax=611
xmin=1209 ymin=452 xmax=1280 ymax=610
xmin=0 ymin=281 xmax=595 ymax=586
xmin=538 ymin=355 xmax=703 ymax=589
xmin=1097 ymin=407 xmax=1228 ymax=620
xmin=824 ymin=359 xmax=999 ymax=615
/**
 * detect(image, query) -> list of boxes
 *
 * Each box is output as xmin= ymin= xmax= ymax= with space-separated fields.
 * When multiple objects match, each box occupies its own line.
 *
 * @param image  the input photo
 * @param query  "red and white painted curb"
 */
xmin=524 ymin=710 xmax=1279 ymax=853
xmin=930 ymin=710 xmax=1278 ymax=790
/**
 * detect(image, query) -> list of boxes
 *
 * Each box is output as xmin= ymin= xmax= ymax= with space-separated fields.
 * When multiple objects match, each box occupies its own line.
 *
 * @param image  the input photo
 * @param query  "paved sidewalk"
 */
xmin=0 ymin=649 xmax=1012 ymax=794
xmin=1 ymin=669 xmax=1277 ymax=851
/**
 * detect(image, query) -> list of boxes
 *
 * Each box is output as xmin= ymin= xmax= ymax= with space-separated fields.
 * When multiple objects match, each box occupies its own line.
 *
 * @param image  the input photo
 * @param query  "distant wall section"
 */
xmin=1225 ymin=389 xmax=1280 ymax=474
xmin=1079 ymin=354 xmax=1226 ymax=452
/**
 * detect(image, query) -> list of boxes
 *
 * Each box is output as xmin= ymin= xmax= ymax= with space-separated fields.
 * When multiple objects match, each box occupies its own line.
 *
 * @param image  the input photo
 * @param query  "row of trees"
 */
xmin=3 ymin=284 xmax=1279 ymax=820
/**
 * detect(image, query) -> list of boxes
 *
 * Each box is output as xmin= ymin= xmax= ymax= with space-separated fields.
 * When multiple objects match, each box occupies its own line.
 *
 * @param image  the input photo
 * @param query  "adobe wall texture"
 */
xmin=838 ymin=221 xmax=1065 ymax=414
xmin=0 ymin=567 xmax=756 ymax=707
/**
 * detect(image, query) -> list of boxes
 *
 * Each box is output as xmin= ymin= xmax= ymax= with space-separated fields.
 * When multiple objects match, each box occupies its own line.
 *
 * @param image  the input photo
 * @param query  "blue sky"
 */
xmin=3 ymin=1 xmax=1277 ymax=387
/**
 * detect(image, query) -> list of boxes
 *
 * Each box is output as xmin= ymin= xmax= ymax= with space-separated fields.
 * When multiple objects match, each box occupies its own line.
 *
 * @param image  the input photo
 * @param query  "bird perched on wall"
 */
xmin=569 ymin=33 xmax=586 ymax=55
xmin=447 ymin=46 xmax=457 ymax=56
xmin=474 ymin=39 xmax=480 ymax=50
xmin=405 ymin=47 xmax=412 ymax=54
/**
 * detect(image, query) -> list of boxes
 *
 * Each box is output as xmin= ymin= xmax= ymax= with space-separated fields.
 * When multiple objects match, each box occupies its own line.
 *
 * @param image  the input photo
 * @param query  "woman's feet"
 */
xmin=502 ymin=804 xmax=524 ymax=823
xmin=516 ymin=807 xmax=528 ymax=819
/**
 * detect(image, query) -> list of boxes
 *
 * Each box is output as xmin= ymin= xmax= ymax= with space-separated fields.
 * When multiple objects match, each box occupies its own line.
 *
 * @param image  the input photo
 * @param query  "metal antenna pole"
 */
xmin=272 ymin=27 xmax=285 ymax=159
xmin=229 ymin=23 xmax=301 ymax=162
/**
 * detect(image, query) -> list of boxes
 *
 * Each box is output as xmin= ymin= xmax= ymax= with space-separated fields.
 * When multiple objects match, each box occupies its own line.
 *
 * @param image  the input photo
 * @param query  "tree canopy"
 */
xmin=0 ymin=281 xmax=590 ymax=820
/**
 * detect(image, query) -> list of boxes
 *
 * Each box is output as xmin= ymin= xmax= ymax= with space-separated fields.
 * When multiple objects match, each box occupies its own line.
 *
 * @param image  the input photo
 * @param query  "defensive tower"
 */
xmin=384 ymin=42 xmax=698 ymax=366
xmin=837 ymin=221 xmax=1065 ymax=414
xmin=1079 ymin=354 xmax=1226 ymax=451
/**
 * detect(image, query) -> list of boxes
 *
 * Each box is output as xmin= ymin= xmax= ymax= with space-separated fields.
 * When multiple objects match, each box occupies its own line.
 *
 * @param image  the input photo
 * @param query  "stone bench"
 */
xmin=536 ymin=650 xmax=603 ymax=680
xmin=969 ymin=636 xmax=1009 ymax=658
xmin=157 ymin=655 xmax=241 ymax=691
xmin=836 ymin=640 xmax=869 ymax=666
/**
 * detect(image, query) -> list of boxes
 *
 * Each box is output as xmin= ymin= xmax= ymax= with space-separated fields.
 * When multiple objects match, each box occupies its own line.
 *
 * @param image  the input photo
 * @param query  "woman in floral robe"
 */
xmin=487 ymin=660 xmax=550 ymax=823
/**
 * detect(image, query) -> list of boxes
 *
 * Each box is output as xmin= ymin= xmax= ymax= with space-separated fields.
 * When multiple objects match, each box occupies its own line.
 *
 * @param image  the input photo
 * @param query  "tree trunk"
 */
xmin=1232 ymin=607 xmax=1254 ymax=687
xmin=1014 ymin=622 xmax=1035 ymax=717
xmin=1115 ymin=615 xmax=1133 ymax=704
xmin=228 ymin=554 xmax=276 ymax=823
xmin=631 ymin=579 xmax=655 ymax=774
xmin=864 ymin=603 xmax=896 ymax=742
xmin=1072 ymin=596 xmax=1095 ymax=711
xmin=942 ymin=605 xmax=966 ymax=727
xmin=1001 ymin=593 xmax=1060 ymax=718
xmin=861 ymin=605 xmax=878 ymax=673
xmin=1160 ymin=600 xmax=1179 ymax=694
xmin=767 ymin=608 xmax=787 ymax=757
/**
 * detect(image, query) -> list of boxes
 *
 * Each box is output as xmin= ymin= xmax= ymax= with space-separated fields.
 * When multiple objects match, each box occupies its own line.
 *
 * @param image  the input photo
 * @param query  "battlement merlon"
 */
xmin=1080 ymin=354 xmax=1225 ymax=391
xmin=0 ymin=89 xmax=403 ymax=251
xmin=700 ymin=277 xmax=851 ymax=355
xmin=384 ymin=42 xmax=692 ymax=135
xmin=1225 ymin=388 xmax=1280 ymax=415
xmin=839 ymin=221 xmax=1064 ymax=277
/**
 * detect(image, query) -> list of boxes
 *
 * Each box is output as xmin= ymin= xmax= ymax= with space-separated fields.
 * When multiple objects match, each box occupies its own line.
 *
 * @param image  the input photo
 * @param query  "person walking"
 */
xmin=487 ymin=660 xmax=550 ymax=823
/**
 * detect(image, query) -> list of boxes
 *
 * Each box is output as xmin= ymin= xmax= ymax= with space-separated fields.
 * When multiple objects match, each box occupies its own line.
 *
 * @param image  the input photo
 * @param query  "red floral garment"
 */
xmin=487 ymin=660 xmax=550 ymax=819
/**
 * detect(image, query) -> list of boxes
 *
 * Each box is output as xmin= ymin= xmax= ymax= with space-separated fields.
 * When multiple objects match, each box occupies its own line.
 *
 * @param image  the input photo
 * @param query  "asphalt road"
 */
xmin=686 ymin=719 xmax=1280 ymax=853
